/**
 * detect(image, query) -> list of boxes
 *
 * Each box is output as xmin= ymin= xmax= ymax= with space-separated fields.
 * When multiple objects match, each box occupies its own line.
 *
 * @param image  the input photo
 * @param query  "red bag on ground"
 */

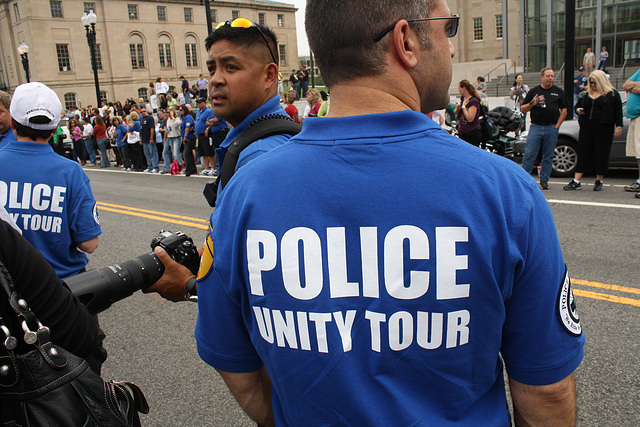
xmin=170 ymin=160 xmax=180 ymax=175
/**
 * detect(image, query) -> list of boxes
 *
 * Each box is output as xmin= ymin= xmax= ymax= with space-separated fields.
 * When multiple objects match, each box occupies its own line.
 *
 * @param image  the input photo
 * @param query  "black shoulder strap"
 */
xmin=203 ymin=115 xmax=301 ymax=207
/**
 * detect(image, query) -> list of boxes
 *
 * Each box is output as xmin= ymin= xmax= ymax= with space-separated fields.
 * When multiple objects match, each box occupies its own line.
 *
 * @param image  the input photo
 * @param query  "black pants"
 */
xmin=119 ymin=145 xmax=133 ymax=169
xmin=577 ymin=121 xmax=614 ymax=175
xmin=184 ymin=138 xmax=198 ymax=174
xmin=459 ymin=129 xmax=482 ymax=147
xmin=132 ymin=143 xmax=147 ymax=170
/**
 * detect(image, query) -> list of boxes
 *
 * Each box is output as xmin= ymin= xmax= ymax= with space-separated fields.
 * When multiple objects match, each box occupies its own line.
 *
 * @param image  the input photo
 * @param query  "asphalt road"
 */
xmin=82 ymin=165 xmax=639 ymax=426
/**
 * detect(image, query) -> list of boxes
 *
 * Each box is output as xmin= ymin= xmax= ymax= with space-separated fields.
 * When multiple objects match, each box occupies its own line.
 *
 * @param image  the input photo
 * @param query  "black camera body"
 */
xmin=63 ymin=231 xmax=201 ymax=315
xmin=150 ymin=230 xmax=200 ymax=276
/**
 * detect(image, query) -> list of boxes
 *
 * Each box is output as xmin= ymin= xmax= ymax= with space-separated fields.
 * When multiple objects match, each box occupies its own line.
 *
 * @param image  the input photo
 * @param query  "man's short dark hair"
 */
xmin=12 ymin=117 xmax=55 ymax=140
xmin=306 ymin=0 xmax=434 ymax=86
xmin=204 ymin=22 xmax=278 ymax=67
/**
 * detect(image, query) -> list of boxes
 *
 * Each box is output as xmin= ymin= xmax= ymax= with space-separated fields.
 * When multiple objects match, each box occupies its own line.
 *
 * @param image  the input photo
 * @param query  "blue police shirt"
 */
xmin=0 ymin=140 xmax=101 ymax=278
xmin=196 ymin=110 xmax=584 ymax=426
xmin=195 ymin=106 xmax=214 ymax=135
xmin=0 ymin=129 xmax=17 ymax=150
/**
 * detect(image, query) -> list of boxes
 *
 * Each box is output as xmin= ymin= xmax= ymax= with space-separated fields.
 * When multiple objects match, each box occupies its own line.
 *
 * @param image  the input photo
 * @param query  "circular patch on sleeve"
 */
xmin=557 ymin=270 xmax=581 ymax=336
xmin=93 ymin=203 xmax=100 ymax=225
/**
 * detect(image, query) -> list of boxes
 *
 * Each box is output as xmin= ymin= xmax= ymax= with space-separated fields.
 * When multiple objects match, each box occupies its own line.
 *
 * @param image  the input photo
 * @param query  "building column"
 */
xmin=547 ymin=0 xmax=553 ymax=67
xmin=502 ymin=0 xmax=509 ymax=60
xmin=520 ymin=0 xmax=526 ymax=69
xmin=595 ymin=0 xmax=603 ymax=58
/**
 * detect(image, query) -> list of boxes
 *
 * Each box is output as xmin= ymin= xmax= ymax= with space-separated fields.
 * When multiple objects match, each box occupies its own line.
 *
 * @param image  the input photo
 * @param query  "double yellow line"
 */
xmin=97 ymin=202 xmax=640 ymax=307
xmin=572 ymin=279 xmax=640 ymax=308
xmin=97 ymin=201 xmax=209 ymax=230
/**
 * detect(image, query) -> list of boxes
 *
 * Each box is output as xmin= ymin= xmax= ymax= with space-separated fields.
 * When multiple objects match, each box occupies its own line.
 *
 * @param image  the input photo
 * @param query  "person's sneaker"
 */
xmin=564 ymin=180 xmax=582 ymax=191
xmin=160 ymin=170 xmax=170 ymax=174
xmin=540 ymin=180 xmax=549 ymax=190
xmin=199 ymin=169 xmax=210 ymax=175
xmin=624 ymin=181 xmax=640 ymax=192
xmin=635 ymin=193 xmax=640 ymax=199
xmin=152 ymin=169 xmax=159 ymax=173
xmin=594 ymin=180 xmax=604 ymax=191
xmin=144 ymin=169 xmax=152 ymax=173
xmin=208 ymin=169 xmax=219 ymax=176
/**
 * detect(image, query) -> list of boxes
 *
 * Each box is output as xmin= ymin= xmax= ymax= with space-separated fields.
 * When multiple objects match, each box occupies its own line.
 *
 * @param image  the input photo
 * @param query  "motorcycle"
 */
xmin=444 ymin=103 xmax=524 ymax=159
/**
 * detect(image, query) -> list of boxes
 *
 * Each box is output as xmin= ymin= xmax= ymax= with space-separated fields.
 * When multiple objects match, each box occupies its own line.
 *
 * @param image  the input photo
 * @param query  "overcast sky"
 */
xmin=289 ymin=0 xmax=309 ymax=56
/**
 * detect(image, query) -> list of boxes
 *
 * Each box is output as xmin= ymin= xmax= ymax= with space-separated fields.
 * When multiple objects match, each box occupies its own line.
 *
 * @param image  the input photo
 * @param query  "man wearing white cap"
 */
xmin=0 ymin=82 xmax=102 ymax=279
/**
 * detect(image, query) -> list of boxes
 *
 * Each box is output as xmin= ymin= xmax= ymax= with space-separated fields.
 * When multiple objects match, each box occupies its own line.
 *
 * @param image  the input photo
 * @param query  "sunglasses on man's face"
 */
xmin=374 ymin=15 xmax=460 ymax=42
xmin=215 ymin=18 xmax=278 ymax=65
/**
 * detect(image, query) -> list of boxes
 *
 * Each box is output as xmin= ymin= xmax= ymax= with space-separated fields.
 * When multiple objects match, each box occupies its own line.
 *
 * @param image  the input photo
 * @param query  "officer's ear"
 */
xmin=391 ymin=20 xmax=420 ymax=70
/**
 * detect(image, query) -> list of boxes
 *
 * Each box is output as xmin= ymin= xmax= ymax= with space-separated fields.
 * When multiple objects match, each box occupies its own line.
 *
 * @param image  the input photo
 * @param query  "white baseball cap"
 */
xmin=10 ymin=82 xmax=62 ymax=130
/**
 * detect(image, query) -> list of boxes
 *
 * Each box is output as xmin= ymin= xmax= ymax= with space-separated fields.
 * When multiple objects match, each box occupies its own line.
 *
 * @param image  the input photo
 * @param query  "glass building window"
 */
xmin=95 ymin=44 xmax=103 ymax=70
xmin=128 ymin=4 xmax=138 ymax=20
xmin=56 ymin=44 xmax=71 ymax=71
xmin=157 ymin=6 xmax=167 ymax=21
xmin=232 ymin=10 xmax=239 ymax=20
xmin=64 ymin=93 xmax=77 ymax=110
xmin=279 ymin=44 xmax=287 ymax=66
xmin=83 ymin=3 xmax=95 ymax=14
xmin=496 ymin=14 xmax=503 ymax=39
xmin=158 ymin=43 xmax=173 ymax=68
xmin=50 ymin=0 xmax=63 ymax=18
xmin=129 ymin=44 xmax=145 ymax=69
xmin=138 ymin=88 xmax=148 ymax=100
xmin=185 ymin=43 xmax=198 ymax=67
xmin=99 ymin=91 xmax=108 ymax=103
xmin=473 ymin=17 xmax=483 ymax=41
xmin=278 ymin=14 xmax=284 ymax=27
xmin=259 ymin=13 xmax=265 ymax=26
xmin=184 ymin=7 xmax=193 ymax=22
xmin=211 ymin=9 xmax=217 ymax=22
xmin=13 ymin=3 xmax=20 ymax=20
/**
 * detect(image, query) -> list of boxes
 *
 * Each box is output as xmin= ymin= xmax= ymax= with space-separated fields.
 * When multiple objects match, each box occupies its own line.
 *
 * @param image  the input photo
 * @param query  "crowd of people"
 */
xmin=58 ymin=91 xmax=228 ymax=177
xmin=2 ymin=2 xmax=640 ymax=424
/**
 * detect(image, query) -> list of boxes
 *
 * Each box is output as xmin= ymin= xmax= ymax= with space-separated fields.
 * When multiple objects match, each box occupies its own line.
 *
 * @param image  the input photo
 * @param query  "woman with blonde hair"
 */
xmin=564 ymin=70 xmax=623 ymax=191
xmin=302 ymin=88 xmax=323 ymax=121
xmin=454 ymin=79 xmax=483 ymax=146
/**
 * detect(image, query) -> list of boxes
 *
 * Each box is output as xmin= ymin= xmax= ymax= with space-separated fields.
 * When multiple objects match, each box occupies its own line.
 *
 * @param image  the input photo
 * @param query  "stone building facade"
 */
xmin=0 ymin=0 xmax=298 ymax=109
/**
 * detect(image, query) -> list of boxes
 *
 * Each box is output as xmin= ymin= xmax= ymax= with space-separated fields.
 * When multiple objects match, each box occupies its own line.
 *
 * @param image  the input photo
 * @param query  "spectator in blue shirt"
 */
xmin=179 ymin=104 xmax=197 ymax=176
xmin=195 ymin=98 xmax=215 ymax=175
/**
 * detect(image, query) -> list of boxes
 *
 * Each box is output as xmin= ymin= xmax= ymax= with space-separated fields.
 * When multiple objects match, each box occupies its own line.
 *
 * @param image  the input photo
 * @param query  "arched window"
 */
xmin=129 ymin=33 xmax=146 ymax=69
xmin=185 ymin=34 xmax=198 ymax=67
xmin=158 ymin=33 xmax=173 ymax=68
xmin=63 ymin=93 xmax=77 ymax=110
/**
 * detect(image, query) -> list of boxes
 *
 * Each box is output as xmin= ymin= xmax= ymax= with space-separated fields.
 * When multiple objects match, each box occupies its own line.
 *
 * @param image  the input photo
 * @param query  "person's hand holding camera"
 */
xmin=144 ymin=247 xmax=197 ymax=302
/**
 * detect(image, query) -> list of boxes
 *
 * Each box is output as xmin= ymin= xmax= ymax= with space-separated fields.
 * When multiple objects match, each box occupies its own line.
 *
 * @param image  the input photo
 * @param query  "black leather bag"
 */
xmin=0 ymin=260 xmax=149 ymax=426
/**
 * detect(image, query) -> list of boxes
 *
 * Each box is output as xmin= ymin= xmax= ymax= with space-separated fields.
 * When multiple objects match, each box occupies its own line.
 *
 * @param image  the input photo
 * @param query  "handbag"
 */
xmin=0 ymin=258 xmax=149 ymax=426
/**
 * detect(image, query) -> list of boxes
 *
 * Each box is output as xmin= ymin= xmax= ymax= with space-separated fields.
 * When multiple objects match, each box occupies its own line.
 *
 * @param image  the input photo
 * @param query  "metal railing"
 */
xmin=483 ymin=62 xmax=508 ymax=83
xmin=555 ymin=63 xmax=565 ymax=83
xmin=494 ymin=61 xmax=518 ymax=96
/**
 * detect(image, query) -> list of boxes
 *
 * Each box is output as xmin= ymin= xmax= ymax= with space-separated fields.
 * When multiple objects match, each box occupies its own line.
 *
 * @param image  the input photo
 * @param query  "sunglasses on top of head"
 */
xmin=374 ymin=14 xmax=460 ymax=42
xmin=215 ymin=18 xmax=278 ymax=65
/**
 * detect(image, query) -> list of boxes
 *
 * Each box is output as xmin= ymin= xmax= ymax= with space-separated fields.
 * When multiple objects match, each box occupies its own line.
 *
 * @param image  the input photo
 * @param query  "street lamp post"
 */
xmin=17 ymin=42 xmax=30 ymax=83
xmin=81 ymin=10 xmax=101 ymax=107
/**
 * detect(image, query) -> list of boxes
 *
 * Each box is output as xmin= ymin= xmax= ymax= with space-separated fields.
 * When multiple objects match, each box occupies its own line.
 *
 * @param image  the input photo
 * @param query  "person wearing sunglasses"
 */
xmin=189 ymin=1 xmax=583 ymax=426
xmin=565 ymin=70 xmax=623 ymax=191
xmin=520 ymin=68 xmax=568 ymax=190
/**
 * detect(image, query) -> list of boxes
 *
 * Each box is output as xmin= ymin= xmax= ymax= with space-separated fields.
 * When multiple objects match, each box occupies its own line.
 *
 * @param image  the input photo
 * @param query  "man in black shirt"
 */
xmin=520 ymin=68 xmax=568 ymax=190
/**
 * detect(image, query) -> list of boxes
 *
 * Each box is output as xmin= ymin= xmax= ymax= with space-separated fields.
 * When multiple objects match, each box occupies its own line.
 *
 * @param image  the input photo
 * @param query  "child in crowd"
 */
xmin=284 ymin=91 xmax=299 ymax=123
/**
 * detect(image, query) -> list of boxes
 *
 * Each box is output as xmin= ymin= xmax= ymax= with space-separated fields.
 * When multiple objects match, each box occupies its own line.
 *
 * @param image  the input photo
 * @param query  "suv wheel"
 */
xmin=552 ymin=138 xmax=578 ymax=177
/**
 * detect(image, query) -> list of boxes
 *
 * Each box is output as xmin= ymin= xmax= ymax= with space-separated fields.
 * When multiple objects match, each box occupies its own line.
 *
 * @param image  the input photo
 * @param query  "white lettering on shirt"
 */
xmin=0 ymin=181 xmax=67 ymax=233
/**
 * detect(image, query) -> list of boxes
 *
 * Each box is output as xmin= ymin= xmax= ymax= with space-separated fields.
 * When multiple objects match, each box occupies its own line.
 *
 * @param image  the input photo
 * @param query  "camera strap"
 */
xmin=203 ymin=114 xmax=302 ymax=207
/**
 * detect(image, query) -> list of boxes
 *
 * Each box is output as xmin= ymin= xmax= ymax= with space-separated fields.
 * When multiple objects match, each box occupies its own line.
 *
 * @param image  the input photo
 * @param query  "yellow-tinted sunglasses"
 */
xmin=215 ymin=18 xmax=278 ymax=65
